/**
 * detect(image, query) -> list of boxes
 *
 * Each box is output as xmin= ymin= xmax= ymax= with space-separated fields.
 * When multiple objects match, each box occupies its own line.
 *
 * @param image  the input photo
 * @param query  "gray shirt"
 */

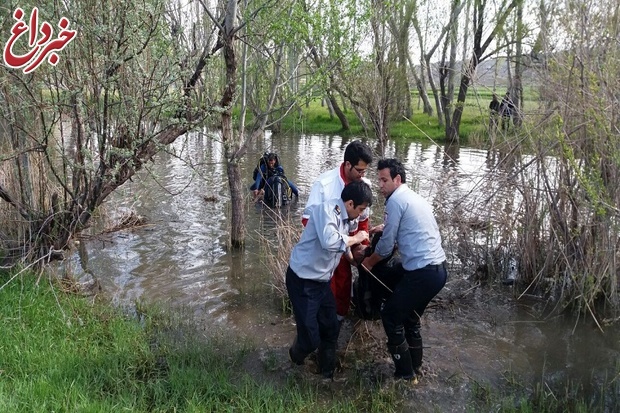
xmin=290 ymin=198 xmax=351 ymax=281
xmin=375 ymin=184 xmax=446 ymax=271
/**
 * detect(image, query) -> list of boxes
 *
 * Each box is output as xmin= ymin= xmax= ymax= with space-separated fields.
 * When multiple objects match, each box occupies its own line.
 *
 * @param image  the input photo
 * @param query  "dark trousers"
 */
xmin=381 ymin=262 xmax=448 ymax=346
xmin=286 ymin=266 xmax=340 ymax=358
xmin=502 ymin=115 xmax=511 ymax=130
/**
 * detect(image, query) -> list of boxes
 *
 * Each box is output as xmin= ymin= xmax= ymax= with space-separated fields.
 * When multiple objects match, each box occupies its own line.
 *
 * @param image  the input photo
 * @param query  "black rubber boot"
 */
xmin=407 ymin=336 xmax=423 ymax=375
xmin=288 ymin=339 xmax=306 ymax=365
xmin=317 ymin=344 xmax=337 ymax=379
xmin=388 ymin=340 xmax=414 ymax=379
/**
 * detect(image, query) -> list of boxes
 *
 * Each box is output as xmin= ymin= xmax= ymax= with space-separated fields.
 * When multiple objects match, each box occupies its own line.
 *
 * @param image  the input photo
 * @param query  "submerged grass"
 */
xmin=465 ymin=356 xmax=620 ymax=413
xmin=467 ymin=379 xmax=620 ymax=413
xmin=0 ymin=270 xmax=396 ymax=412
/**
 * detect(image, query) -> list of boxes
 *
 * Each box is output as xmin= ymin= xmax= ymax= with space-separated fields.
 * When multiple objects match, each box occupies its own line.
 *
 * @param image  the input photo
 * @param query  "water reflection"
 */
xmin=62 ymin=130 xmax=619 ymax=399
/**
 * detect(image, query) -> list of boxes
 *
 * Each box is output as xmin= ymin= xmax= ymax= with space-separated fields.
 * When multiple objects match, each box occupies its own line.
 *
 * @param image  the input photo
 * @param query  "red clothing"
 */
xmin=302 ymin=163 xmax=369 ymax=316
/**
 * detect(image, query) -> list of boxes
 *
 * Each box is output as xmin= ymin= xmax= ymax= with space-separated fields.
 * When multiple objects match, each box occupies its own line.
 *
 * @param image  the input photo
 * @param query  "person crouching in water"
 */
xmin=252 ymin=152 xmax=299 ymax=200
xmin=287 ymin=181 xmax=372 ymax=379
xmin=362 ymin=159 xmax=447 ymax=380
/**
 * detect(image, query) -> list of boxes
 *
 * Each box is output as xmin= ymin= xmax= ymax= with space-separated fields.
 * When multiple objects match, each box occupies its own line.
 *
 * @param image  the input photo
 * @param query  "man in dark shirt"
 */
xmin=500 ymin=92 xmax=514 ymax=130
xmin=489 ymin=93 xmax=500 ymax=130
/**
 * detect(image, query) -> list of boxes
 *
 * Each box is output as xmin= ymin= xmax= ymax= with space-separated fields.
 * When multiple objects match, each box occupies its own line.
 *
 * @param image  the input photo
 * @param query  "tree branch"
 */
xmin=0 ymin=183 xmax=30 ymax=220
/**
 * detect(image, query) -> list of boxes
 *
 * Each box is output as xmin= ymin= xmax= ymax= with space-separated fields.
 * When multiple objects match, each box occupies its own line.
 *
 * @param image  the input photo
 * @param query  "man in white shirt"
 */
xmin=362 ymin=159 xmax=447 ymax=380
xmin=302 ymin=140 xmax=374 ymax=319
xmin=288 ymin=181 xmax=372 ymax=379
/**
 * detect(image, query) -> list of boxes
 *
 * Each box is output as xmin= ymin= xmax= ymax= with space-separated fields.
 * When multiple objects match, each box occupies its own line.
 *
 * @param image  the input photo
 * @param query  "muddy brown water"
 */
xmin=60 ymin=132 xmax=619 ymax=412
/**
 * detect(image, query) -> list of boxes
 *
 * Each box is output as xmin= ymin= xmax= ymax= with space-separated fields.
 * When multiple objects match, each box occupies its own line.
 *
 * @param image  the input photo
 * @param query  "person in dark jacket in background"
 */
xmin=251 ymin=152 xmax=299 ymax=199
xmin=499 ymin=92 xmax=515 ymax=130
xmin=489 ymin=93 xmax=500 ymax=130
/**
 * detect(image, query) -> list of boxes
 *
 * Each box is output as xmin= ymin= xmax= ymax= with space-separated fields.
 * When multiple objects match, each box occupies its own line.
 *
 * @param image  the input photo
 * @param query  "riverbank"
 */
xmin=275 ymin=99 xmax=478 ymax=141
xmin=0 ymin=271 xmax=399 ymax=412
xmin=275 ymin=90 xmax=540 ymax=142
xmin=2 ymin=270 xmax=617 ymax=412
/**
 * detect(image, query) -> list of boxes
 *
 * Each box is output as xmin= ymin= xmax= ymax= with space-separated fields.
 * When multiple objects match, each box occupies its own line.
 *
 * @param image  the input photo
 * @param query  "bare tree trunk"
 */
xmin=439 ymin=42 xmax=451 ymax=128
xmin=325 ymin=95 xmax=335 ymax=119
xmin=226 ymin=154 xmax=245 ymax=248
xmin=397 ymin=56 xmax=412 ymax=120
xmin=305 ymin=41 xmax=350 ymax=130
xmin=334 ymin=84 xmax=370 ymax=133
xmin=327 ymin=90 xmax=350 ymax=130
xmin=427 ymin=60 xmax=444 ymax=127
xmin=440 ymin=11 xmax=459 ymax=136
xmin=407 ymin=53 xmax=433 ymax=116
xmin=220 ymin=0 xmax=245 ymax=248
xmin=370 ymin=0 xmax=392 ymax=152
xmin=513 ymin=1 xmax=524 ymax=127
xmin=447 ymin=0 xmax=518 ymax=143
xmin=461 ymin=0 xmax=472 ymax=67
xmin=413 ymin=0 xmax=465 ymax=128
xmin=389 ymin=3 xmax=413 ymax=120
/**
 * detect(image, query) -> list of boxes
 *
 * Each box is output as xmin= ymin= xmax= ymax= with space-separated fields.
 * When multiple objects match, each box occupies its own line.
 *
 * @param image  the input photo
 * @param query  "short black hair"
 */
xmin=341 ymin=180 xmax=373 ymax=208
xmin=377 ymin=158 xmax=406 ymax=183
xmin=344 ymin=140 xmax=373 ymax=166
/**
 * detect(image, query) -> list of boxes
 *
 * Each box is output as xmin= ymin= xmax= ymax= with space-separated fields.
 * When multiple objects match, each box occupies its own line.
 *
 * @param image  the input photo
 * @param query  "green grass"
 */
xmin=275 ymin=89 xmax=540 ymax=143
xmin=277 ymin=102 xmax=366 ymax=136
xmin=277 ymin=100 xmax=450 ymax=140
xmin=0 ymin=271 xmax=398 ymax=412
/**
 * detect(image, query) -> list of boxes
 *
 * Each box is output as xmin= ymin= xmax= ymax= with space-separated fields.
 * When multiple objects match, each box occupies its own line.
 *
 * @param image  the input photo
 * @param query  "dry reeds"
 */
xmin=102 ymin=211 xmax=149 ymax=233
xmin=437 ymin=127 xmax=619 ymax=324
xmin=0 ymin=121 xmax=63 ymax=265
xmin=255 ymin=204 xmax=301 ymax=313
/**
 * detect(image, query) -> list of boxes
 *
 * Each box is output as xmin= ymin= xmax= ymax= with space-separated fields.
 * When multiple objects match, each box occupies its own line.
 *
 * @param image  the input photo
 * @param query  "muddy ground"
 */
xmin=232 ymin=277 xmax=540 ymax=413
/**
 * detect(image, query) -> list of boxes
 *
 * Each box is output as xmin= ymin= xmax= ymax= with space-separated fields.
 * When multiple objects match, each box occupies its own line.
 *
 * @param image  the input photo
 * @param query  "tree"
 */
xmin=387 ymin=0 xmax=415 ymax=120
xmin=446 ymin=0 xmax=518 ymax=143
xmin=411 ymin=0 xmax=465 ymax=126
xmin=439 ymin=0 xmax=462 ymax=132
xmin=293 ymin=0 xmax=374 ymax=133
xmin=204 ymin=0 xmax=328 ymax=246
xmin=526 ymin=0 xmax=620 ymax=316
xmin=0 ymin=0 xmax=334 ymax=262
xmin=366 ymin=0 xmax=395 ymax=151
xmin=0 ymin=0 xmax=223 ymax=266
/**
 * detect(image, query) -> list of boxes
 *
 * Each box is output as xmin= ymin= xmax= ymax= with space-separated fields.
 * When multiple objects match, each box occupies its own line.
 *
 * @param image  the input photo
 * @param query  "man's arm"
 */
xmin=253 ymin=165 xmax=266 ymax=195
xmin=361 ymin=252 xmax=384 ymax=271
xmin=313 ymin=203 xmax=369 ymax=252
xmin=362 ymin=199 xmax=400 ymax=270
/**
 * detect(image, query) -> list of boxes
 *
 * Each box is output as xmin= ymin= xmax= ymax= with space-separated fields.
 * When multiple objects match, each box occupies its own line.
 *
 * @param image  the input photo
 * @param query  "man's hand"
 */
xmin=352 ymin=230 xmax=369 ymax=245
xmin=369 ymin=224 xmax=384 ymax=234
xmin=361 ymin=257 xmax=373 ymax=272
xmin=362 ymin=251 xmax=383 ymax=272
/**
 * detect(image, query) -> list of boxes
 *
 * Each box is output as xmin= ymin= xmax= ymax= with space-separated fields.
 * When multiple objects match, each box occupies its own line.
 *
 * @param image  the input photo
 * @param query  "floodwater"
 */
xmin=62 ymin=131 xmax=619 ymax=411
